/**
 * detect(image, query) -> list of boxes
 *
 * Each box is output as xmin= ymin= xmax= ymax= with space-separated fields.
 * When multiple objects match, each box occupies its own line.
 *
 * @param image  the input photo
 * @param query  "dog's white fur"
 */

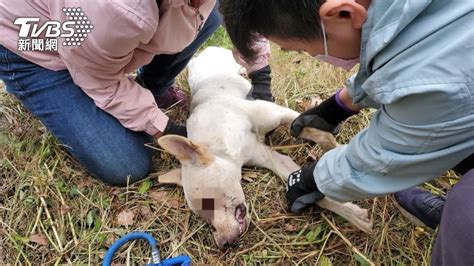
xmin=158 ymin=47 xmax=372 ymax=250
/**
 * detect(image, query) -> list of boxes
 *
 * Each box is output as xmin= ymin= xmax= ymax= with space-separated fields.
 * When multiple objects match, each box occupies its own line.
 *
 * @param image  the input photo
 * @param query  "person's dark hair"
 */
xmin=221 ymin=0 xmax=325 ymax=62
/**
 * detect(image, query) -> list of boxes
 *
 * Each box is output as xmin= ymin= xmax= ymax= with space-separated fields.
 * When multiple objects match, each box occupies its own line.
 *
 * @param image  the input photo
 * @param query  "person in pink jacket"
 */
xmin=0 ymin=0 xmax=271 ymax=185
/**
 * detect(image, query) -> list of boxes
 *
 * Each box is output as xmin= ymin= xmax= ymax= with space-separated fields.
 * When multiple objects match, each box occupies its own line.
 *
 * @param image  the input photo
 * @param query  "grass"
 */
xmin=0 ymin=27 xmax=458 ymax=265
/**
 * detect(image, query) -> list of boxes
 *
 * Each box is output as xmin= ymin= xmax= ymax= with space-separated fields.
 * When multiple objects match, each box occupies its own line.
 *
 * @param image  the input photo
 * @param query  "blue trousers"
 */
xmin=0 ymin=4 xmax=221 ymax=186
xmin=431 ymin=168 xmax=474 ymax=265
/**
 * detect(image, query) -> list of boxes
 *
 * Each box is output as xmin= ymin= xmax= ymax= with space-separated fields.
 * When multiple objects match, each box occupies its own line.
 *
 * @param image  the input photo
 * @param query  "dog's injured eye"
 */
xmin=202 ymin=198 xmax=215 ymax=210
xmin=196 ymin=198 xmax=216 ymax=221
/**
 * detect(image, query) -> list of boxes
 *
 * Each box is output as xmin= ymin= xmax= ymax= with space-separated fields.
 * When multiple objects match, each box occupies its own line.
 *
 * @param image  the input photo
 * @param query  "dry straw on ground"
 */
xmin=0 ymin=29 xmax=457 ymax=265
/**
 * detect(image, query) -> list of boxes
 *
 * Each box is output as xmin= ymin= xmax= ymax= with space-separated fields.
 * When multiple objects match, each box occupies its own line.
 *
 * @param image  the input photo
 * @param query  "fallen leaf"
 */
xmin=60 ymin=205 xmax=72 ymax=214
xmin=353 ymin=253 xmax=371 ymax=266
xmin=310 ymin=96 xmax=323 ymax=109
xmin=300 ymin=95 xmax=323 ymax=112
xmin=149 ymin=191 xmax=169 ymax=202
xmin=165 ymin=198 xmax=182 ymax=209
xmin=306 ymin=230 xmax=317 ymax=242
xmin=285 ymin=223 xmax=298 ymax=232
xmin=149 ymin=191 xmax=183 ymax=209
xmin=138 ymin=180 xmax=153 ymax=194
xmin=140 ymin=206 xmax=151 ymax=216
xmin=117 ymin=210 xmax=135 ymax=226
xmin=318 ymin=255 xmax=333 ymax=266
xmin=29 ymin=234 xmax=48 ymax=246
xmin=87 ymin=210 xmax=94 ymax=227
xmin=148 ymin=191 xmax=184 ymax=209
xmin=76 ymin=177 xmax=95 ymax=189
xmin=110 ymin=201 xmax=123 ymax=211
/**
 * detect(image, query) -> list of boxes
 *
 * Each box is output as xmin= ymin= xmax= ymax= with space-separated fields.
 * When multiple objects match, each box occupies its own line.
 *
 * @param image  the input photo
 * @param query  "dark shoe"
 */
xmin=154 ymin=85 xmax=189 ymax=109
xmin=394 ymin=187 xmax=446 ymax=229
xmin=452 ymin=153 xmax=473 ymax=175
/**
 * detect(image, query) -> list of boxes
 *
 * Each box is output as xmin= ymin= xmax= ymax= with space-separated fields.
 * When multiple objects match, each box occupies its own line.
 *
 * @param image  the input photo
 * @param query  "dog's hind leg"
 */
xmin=247 ymin=143 xmax=373 ymax=233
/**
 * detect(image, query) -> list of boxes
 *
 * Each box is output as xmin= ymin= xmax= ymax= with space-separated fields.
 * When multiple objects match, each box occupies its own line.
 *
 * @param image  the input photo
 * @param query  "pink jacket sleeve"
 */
xmin=58 ymin=1 xmax=168 ymax=136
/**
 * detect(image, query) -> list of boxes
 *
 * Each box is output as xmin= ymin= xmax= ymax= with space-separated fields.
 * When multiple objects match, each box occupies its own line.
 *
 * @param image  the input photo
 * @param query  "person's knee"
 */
xmin=443 ymin=170 xmax=474 ymax=218
xmin=432 ymin=169 xmax=474 ymax=264
xmin=75 ymin=144 xmax=154 ymax=187
xmin=91 ymin=156 xmax=153 ymax=187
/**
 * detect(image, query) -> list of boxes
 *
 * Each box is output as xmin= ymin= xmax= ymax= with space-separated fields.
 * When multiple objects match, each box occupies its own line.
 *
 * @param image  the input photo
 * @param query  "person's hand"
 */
xmin=162 ymin=119 xmax=187 ymax=137
xmin=247 ymin=65 xmax=274 ymax=102
xmin=290 ymin=90 xmax=359 ymax=137
xmin=286 ymin=161 xmax=325 ymax=213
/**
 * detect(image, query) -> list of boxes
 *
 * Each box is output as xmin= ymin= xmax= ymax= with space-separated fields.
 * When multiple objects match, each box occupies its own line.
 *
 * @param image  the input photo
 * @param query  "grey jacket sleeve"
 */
xmin=313 ymin=84 xmax=474 ymax=202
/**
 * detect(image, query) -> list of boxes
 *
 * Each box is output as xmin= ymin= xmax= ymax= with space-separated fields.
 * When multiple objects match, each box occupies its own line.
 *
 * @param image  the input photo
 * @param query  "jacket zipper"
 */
xmin=188 ymin=0 xmax=204 ymax=34
xmin=197 ymin=11 xmax=204 ymax=32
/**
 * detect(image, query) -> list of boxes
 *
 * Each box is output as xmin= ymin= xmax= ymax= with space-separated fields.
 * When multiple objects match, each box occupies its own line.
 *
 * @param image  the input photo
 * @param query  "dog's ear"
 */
xmin=158 ymin=168 xmax=182 ymax=186
xmin=158 ymin=135 xmax=214 ymax=166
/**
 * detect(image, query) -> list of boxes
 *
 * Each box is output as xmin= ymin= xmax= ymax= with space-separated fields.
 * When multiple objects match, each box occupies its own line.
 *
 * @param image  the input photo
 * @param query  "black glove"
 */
xmin=247 ymin=65 xmax=274 ymax=102
xmin=163 ymin=120 xmax=187 ymax=137
xmin=290 ymin=92 xmax=358 ymax=137
xmin=286 ymin=161 xmax=325 ymax=213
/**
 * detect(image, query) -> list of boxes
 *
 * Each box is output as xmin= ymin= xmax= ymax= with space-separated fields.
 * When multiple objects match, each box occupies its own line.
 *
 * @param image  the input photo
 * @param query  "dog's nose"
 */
xmin=220 ymin=240 xmax=230 ymax=251
xmin=218 ymin=236 xmax=239 ymax=251
xmin=218 ymin=239 xmax=230 ymax=251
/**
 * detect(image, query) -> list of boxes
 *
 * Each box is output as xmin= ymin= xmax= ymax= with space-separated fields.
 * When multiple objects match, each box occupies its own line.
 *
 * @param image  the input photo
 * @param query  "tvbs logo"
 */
xmin=14 ymin=7 xmax=94 ymax=52
xmin=15 ymin=18 xmax=76 ymax=38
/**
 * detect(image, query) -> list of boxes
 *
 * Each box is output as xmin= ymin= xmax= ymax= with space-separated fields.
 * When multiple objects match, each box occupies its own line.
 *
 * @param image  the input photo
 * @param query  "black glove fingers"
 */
xmin=290 ymin=191 xmax=325 ymax=214
xmin=286 ymin=162 xmax=324 ymax=213
xmin=163 ymin=120 xmax=188 ymax=137
xmin=290 ymin=93 xmax=358 ymax=137
xmin=291 ymin=114 xmax=337 ymax=137
xmin=305 ymin=115 xmax=339 ymax=134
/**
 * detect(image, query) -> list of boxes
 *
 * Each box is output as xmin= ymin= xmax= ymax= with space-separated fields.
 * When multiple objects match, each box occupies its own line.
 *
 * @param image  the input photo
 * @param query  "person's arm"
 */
xmin=232 ymin=37 xmax=274 ymax=102
xmin=287 ymin=87 xmax=473 ymax=211
xmin=338 ymin=87 xmax=361 ymax=113
xmin=58 ymin=1 xmax=181 ymax=137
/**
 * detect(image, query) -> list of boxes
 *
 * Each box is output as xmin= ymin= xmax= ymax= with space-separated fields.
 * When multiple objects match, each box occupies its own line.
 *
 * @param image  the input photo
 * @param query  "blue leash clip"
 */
xmin=102 ymin=232 xmax=191 ymax=266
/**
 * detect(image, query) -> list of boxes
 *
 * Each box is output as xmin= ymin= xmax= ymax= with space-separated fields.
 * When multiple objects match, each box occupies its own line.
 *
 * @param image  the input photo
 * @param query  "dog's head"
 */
xmin=158 ymin=135 xmax=249 ymax=250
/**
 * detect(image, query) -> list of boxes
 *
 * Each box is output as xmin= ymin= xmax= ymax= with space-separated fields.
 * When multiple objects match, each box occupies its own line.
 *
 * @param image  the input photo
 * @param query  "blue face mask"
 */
xmin=314 ymin=19 xmax=359 ymax=71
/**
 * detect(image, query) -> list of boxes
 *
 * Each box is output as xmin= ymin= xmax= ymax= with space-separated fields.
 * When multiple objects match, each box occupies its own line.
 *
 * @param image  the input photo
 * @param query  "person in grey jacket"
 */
xmin=221 ymin=0 xmax=473 ymax=264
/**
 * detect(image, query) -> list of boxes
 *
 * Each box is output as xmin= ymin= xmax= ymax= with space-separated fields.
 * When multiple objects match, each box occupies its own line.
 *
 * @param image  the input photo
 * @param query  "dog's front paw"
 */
xmin=317 ymin=198 xmax=373 ymax=234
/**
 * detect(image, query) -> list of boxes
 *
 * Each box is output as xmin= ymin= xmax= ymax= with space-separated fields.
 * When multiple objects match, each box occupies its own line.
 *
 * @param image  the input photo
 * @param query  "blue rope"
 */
xmin=102 ymin=232 xmax=191 ymax=266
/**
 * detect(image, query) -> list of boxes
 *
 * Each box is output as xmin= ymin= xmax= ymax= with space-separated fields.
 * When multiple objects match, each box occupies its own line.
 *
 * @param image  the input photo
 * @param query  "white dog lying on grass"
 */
xmin=158 ymin=47 xmax=372 ymax=250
